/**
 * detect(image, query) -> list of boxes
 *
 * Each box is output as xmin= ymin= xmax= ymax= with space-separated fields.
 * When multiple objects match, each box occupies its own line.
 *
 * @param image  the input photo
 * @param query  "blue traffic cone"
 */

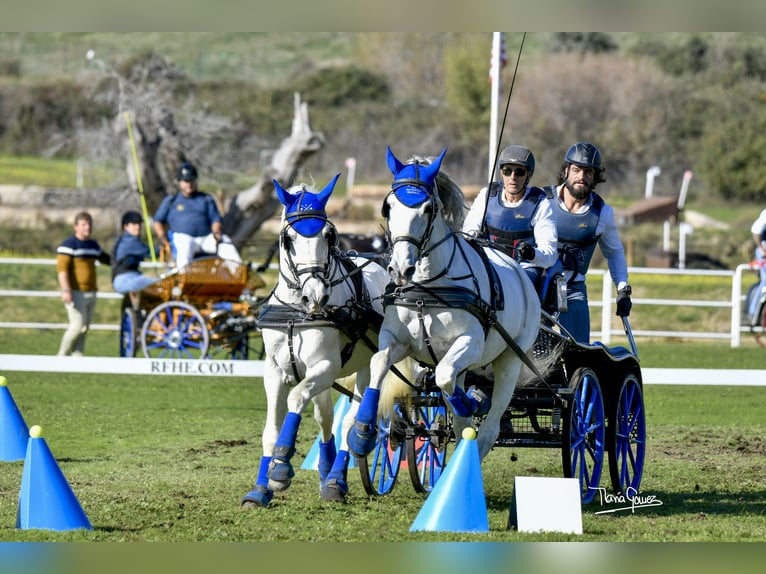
xmin=16 ymin=425 xmax=93 ymax=531
xmin=410 ymin=427 xmax=489 ymax=532
xmin=1 ymin=375 xmax=30 ymax=462
xmin=301 ymin=397 xmax=357 ymax=471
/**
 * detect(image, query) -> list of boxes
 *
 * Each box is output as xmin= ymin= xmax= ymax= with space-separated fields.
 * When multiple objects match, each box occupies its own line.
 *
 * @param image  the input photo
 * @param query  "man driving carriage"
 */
xmin=545 ymin=142 xmax=632 ymax=343
xmin=152 ymin=161 xmax=242 ymax=269
xmin=462 ymin=144 xmax=559 ymax=289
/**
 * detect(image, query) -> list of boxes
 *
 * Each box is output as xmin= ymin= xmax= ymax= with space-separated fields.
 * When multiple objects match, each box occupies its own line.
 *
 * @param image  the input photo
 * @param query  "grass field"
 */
xmin=1 ymin=256 xmax=765 ymax=546
xmin=0 ymin=367 xmax=764 ymax=544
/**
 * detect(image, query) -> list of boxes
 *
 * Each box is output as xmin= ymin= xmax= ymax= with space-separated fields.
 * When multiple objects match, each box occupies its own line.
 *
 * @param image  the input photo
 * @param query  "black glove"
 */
xmin=616 ymin=285 xmax=632 ymax=317
xmin=516 ymin=241 xmax=535 ymax=261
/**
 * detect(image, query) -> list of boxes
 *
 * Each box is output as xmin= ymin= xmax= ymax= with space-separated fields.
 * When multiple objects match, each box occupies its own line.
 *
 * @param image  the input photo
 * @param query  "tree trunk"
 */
xmin=222 ymin=93 xmax=325 ymax=249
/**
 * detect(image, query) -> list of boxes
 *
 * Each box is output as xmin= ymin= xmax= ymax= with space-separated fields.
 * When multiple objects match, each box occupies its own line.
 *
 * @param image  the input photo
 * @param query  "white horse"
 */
xmin=348 ymin=147 xmax=542 ymax=461
xmin=241 ymin=175 xmax=392 ymax=506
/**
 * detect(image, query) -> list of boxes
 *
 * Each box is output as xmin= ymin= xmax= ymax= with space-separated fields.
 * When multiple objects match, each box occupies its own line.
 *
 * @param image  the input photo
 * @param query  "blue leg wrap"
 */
xmin=257 ymin=455 xmax=272 ymax=487
xmin=241 ymin=456 xmax=273 ymax=507
xmin=274 ymin=412 xmax=302 ymax=456
xmin=318 ymin=436 xmax=337 ymax=486
xmin=356 ymin=388 xmax=380 ymax=425
xmin=445 ymin=386 xmax=476 ymax=417
xmin=347 ymin=388 xmax=380 ymax=457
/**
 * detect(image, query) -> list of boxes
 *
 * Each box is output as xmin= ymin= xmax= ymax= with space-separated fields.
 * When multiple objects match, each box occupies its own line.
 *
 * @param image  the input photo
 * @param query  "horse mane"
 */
xmin=407 ymin=154 xmax=467 ymax=232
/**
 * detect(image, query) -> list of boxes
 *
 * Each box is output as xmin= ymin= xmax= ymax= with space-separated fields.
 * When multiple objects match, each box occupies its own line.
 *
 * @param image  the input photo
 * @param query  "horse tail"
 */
xmin=378 ymin=357 xmax=416 ymax=420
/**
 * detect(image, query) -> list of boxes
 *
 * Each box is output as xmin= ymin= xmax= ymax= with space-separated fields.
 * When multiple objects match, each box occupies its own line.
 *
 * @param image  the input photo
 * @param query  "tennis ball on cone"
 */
xmin=462 ymin=427 xmax=477 ymax=440
xmin=0 ymin=375 xmax=7 ymax=386
xmin=29 ymin=425 xmax=43 ymax=438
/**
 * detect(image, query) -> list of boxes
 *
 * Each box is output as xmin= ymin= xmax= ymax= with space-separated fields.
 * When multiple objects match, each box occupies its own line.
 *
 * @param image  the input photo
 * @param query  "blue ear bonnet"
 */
xmin=392 ymin=167 xmax=434 ymax=208
xmin=386 ymin=146 xmax=447 ymax=207
xmin=285 ymin=187 xmax=327 ymax=236
xmin=274 ymin=174 xmax=340 ymax=237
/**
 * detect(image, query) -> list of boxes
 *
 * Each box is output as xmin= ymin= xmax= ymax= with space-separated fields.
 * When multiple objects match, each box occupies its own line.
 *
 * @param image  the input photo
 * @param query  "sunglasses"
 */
xmin=500 ymin=166 xmax=528 ymax=177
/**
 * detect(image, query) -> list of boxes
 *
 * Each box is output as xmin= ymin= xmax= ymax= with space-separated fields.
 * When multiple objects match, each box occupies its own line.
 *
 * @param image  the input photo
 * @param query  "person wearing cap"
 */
xmin=545 ymin=142 xmax=631 ymax=343
xmin=462 ymin=144 xmax=558 ymax=288
xmin=111 ymin=210 xmax=160 ymax=294
xmin=56 ymin=211 xmax=111 ymax=356
xmin=152 ymin=161 xmax=241 ymax=269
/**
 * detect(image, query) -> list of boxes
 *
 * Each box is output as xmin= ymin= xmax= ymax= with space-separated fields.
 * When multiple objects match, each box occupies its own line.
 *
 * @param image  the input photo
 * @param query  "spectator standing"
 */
xmin=545 ymin=142 xmax=632 ymax=343
xmin=152 ymin=161 xmax=241 ymax=268
xmin=56 ymin=211 xmax=111 ymax=356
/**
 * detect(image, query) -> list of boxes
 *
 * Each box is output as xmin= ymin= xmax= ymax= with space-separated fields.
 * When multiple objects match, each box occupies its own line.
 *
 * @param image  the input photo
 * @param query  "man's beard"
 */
xmin=565 ymin=180 xmax=591 ymax=201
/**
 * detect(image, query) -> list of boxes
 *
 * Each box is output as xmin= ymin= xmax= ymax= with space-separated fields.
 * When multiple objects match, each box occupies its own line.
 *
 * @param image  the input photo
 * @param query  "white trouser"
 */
xmin=171 ymin=232 xmax=242 ymax=269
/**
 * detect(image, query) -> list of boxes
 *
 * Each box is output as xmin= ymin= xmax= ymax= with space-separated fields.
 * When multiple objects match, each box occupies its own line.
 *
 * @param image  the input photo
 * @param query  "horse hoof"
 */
xmin=320 ymin=480 xmax=348 ymax=504
xmin=347 ymin=423 xmax=377 ymax=458
xmin=267 ymin=459 xmax=295 ymax=491
xmin=241 ymin=485 xmax=273 ymax=508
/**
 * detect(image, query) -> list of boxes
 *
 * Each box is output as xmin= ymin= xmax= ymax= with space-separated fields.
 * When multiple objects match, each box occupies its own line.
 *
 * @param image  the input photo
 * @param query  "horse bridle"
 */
xmin=383 ymin=177 xmax=454 ymax=259
xmin=278 ymin=211 xmax=338 ymax=294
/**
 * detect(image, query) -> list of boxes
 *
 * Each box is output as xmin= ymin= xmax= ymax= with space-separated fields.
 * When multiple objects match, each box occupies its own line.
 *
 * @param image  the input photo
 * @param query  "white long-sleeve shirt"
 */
xmin=550 ymin=184 xmax=629 ymax=290
xmin=462 ymin=185 xmax=559 ymax=271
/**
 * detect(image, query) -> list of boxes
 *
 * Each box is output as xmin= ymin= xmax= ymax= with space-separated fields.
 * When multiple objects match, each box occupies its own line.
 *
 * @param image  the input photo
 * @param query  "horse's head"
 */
xmin=275 ymin=174 xmax=341 ymax=314
xmin=382 ymin=146 xmax=448 ymax=285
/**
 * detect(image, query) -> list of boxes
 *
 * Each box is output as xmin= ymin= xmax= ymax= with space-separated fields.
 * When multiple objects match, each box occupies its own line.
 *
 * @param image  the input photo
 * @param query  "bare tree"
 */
xmin=222 ymin=93 xmax=325 ymax=248
xmin=79 ymin=52 xmax=324 ymax=246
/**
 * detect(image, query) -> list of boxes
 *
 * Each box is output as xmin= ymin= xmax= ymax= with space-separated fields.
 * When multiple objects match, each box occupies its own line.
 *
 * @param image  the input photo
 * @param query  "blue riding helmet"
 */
xmin=564 ymin=142 xmax=602 ymax=170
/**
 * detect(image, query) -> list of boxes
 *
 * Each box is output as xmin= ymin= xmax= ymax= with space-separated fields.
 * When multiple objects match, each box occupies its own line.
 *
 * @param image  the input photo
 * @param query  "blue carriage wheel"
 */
xmin=119 ymin=306 xmax=138 ymax=358
xmin=608 ymin=374 xmax=646 ymax=496
xmin=140 ymin=301 xmax=210 ymax=360
xmin=406 ymin=392 xmax=450 ymax=493
xmin=562 ymin=367 xmax=606 ymax=505
xmin=358 ymin=405 xmax=404 ymax=496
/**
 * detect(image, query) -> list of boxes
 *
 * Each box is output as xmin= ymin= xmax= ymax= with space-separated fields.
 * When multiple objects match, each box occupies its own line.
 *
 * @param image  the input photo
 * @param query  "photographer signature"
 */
xmin=592 ymin=487 xmax=663 ymax=514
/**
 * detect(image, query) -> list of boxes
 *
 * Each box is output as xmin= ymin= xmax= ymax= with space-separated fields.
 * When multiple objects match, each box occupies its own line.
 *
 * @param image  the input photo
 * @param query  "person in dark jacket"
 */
xmin=111 ymin=210 xmax=159 ymax=294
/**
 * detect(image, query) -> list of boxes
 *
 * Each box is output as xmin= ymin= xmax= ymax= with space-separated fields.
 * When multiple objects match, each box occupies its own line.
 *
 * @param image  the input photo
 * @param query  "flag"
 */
xmin=489 ymin=32 xmax=507 ymax=83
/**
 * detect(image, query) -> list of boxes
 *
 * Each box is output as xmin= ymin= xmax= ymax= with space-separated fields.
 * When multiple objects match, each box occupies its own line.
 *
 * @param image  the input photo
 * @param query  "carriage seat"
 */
xmin=591 ymin=341 xmax=634 ymax=359
xmin=534 ymin=260 xmax=565 ymax=314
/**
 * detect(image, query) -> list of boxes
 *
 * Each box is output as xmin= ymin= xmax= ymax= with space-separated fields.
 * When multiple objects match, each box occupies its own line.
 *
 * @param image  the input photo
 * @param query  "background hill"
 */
xmin=1 ymin=32 xmax=766 ymax=266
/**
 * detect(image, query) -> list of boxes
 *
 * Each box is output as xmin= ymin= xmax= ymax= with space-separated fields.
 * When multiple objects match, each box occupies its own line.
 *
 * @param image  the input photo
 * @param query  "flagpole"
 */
xmin=488 ymin=32 xmax=502 ymax=182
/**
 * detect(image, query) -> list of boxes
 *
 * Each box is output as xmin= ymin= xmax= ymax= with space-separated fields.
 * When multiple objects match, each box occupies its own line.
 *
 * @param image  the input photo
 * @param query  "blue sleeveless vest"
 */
xmin=546 ymin=186 xmax=604 ymax=275
xmin=484 ymin=183 xmax=545 ymax=260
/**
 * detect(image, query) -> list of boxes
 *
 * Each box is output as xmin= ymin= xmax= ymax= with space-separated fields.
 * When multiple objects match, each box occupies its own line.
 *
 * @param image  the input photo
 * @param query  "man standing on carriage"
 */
xmin=152 ymin=161 xmax=241 ymax=269
xmin=545 ymin=142 xmax=632 ymax=343
xmin=462 ymin=144 xmax=558 ymax=289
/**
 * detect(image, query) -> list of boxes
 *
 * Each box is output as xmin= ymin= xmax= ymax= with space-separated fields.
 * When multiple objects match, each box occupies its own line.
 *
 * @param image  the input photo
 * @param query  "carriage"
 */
xmin=357 ymin=313 xmax=645 ymax=505
xmin=242 ymin=152 xmax=645 ymax=511
xmin=348 ymin=147 xmax=646 ymax=506
xmin=118 ymin=256 xmax=267 ymax=360
xmin=742 ymin=260 xmax=766 ymax=346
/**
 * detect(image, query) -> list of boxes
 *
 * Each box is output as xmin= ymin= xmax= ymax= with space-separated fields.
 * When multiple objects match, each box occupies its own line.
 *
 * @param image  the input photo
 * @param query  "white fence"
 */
xmin=0 ymin=257 xmax=761 ymax=347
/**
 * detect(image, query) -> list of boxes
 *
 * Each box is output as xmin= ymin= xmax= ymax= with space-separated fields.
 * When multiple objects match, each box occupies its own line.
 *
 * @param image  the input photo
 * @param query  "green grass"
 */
xmin=0 ymin=371 xmax=763 ymax=543
xmin=1 ymin=255 xmax=765 ymax=544
xmin=0 ymin=155 xmax=117 ymax=188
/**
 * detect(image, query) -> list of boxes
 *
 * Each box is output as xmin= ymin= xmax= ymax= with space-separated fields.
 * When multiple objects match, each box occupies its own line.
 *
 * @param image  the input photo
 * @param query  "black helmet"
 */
xmin=177 ymin=162 xmax=198 ymax=181
xmin=564 ymin=142 xmax=602 ymax=170
xmin=121 ymin=210 xmax=143 ymax=226
xmin=498 ymin=145 xmax=535 ymax=177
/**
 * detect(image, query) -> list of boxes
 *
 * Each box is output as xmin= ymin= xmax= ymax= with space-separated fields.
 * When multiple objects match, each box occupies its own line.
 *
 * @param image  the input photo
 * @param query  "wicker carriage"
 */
xmin=119 ymin=256 xmax=267 ymax=360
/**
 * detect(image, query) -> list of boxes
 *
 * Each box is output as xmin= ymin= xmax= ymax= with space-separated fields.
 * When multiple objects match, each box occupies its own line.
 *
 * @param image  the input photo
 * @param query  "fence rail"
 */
xmin=0 ymin=257 xmax=760 ymax=347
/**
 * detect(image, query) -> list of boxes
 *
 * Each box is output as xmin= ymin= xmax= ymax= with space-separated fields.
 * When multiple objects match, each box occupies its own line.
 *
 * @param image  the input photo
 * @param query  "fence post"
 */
xmin=731 ymin=264 xmax=748 ymax=348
